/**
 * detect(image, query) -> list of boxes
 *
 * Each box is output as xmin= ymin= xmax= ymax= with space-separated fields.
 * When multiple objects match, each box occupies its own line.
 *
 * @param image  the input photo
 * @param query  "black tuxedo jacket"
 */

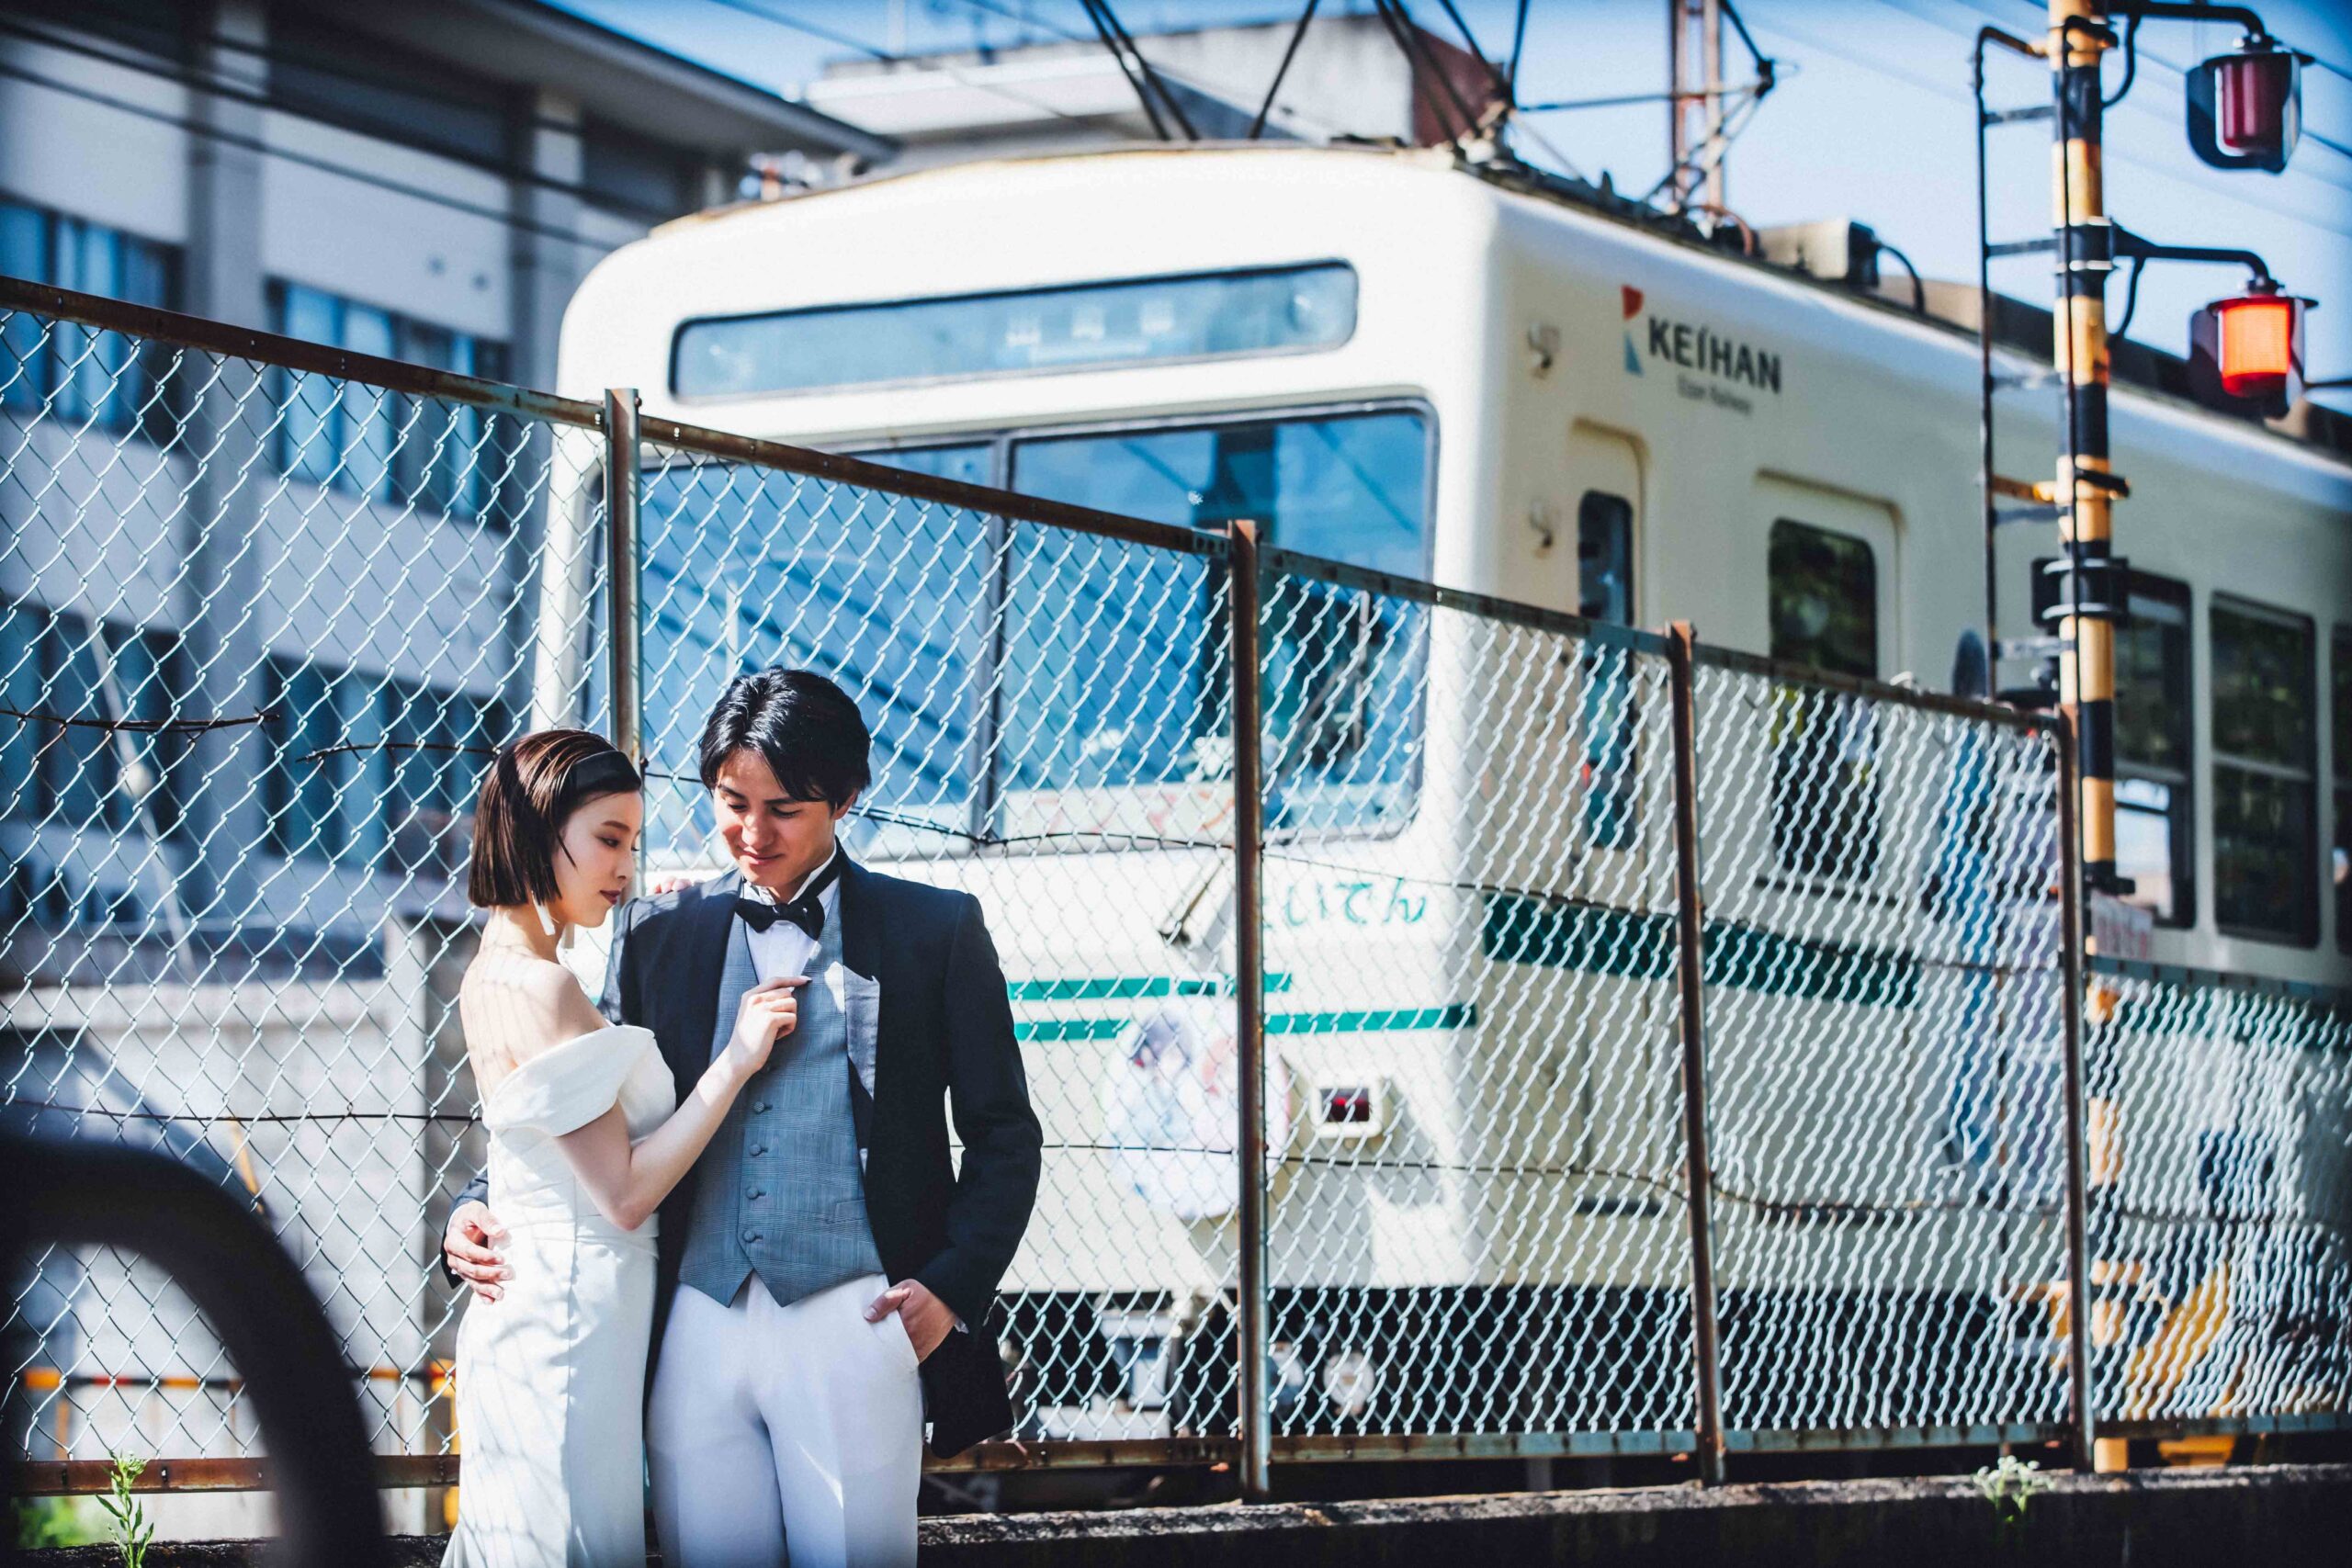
xmin=450 ymin=855 xmax=1043 ymax=1459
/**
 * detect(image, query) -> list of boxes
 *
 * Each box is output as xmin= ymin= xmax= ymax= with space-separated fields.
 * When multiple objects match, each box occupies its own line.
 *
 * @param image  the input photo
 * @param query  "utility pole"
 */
xmin=1668 ymin=0 xmax=1727 ymax=211
xmin=2049 ymin=0 xmax=2122 ymax=894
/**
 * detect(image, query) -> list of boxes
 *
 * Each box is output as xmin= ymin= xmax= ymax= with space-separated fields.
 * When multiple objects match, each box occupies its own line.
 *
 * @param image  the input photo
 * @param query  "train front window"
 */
xmin=2211 ymin=599 xmax=2317 ymax=946
xmin=636 ymin=443 xmax=997 ymax=863
xmin=672 ymin=264 xmax=1357 ymax=399
xmin=1000 ymin=409 xmax=1430 ymax=840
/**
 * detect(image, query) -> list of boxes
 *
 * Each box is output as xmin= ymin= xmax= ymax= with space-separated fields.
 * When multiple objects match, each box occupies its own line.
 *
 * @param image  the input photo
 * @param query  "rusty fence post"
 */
xmin=603 ymin=387 xmax=643 ymax=775
xmin=2054 ymin=711 xmax=2097 ymax=1470
xmin=1665 ymin=622 xmax=1726 ymax=1485
xmin=1230 ymin=519 xmax=1272 ymax=1501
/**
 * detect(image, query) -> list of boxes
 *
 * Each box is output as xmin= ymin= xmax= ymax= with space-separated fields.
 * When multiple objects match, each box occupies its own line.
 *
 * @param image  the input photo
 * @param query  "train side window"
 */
xmin=2033 ymin=565 xmax=2194 ymax=927
xmin=1577 ymin=491 xmax=1634 ymax=624
xmin=1767 ymin=520 xmax=1879 ymax=882
xmin=2211 ymin=599 xmax=2318 ymax=946
xmin=1574 ymin=492 xmax=1637 ymax=849
xmin=1768 ymin=519 xmax=1877 ymax=678
xmin=2334 ymin=626 xmax=2349 ymax=953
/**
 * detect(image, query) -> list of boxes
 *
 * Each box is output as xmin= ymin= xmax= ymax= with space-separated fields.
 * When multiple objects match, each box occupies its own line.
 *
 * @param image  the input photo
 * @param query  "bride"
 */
xmin=444 ymin=729 xmax=800 ymax=1568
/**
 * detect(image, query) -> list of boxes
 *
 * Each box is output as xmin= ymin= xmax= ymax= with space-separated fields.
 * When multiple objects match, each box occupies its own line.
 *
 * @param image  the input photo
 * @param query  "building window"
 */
xmin=269 ymin=17 xmax=511 ymax=167
xmin=583 ymin=118 xmax=696 ymax=220
xmin=2037 ymin=566 xmax=2195 ymax=926
xmin=266 ymin=283 xmax=514 ymax=526
xmin=383 ymin=680 xmax=508 ymax=876
xmin=263 ymin=656 xmax=383 ymax=867
xmin=1768 ymin=519 xmax=1879 ymax=881
xmin=0 ymin=199 xmax=178 ymax=436
xmin=2 ymin=604 xmax=192 ymax=839
xmin=2333 ymin=626 xmax=2349 ymax=953
xmin=2211 ymin=599 xmax=2316 ymax=945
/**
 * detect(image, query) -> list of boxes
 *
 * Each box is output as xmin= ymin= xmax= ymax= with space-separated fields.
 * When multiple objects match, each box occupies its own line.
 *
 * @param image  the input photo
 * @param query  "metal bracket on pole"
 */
xmin=1665 ymin=622 xmax=1727 ymax=1486
xmin=1229 ymin=518 xmax=1272 ymax=1504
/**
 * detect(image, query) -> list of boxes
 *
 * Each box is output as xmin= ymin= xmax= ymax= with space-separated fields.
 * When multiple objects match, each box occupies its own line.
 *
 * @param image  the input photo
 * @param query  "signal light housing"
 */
xmin=2187 ymin=39 xmax=2304 ymax=172
xmin=2189 ymin=282 xmax=2312 ymax=418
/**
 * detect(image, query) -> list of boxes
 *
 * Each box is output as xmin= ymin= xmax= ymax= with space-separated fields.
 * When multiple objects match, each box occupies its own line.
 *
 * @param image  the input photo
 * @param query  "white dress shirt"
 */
xmin=740 ymin=849 xmax=840 ymax=983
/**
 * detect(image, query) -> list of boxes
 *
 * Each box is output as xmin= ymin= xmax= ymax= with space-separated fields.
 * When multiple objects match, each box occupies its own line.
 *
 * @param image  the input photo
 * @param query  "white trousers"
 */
xmin=647 ymin=1273 xmax=922 ymax=1568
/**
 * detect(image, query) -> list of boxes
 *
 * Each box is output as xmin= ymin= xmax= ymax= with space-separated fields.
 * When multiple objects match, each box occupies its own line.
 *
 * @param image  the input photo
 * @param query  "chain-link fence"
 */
xmin=2083 ymin=960 xmax=2352 ymax=1438
xmin=3 ymin=278 xmax=2345 ymax=1506
xmin=0 ymin=281 xmax=607 ymax=1501
xmin=1686 ymin=649 xmax=2075 ymax=1450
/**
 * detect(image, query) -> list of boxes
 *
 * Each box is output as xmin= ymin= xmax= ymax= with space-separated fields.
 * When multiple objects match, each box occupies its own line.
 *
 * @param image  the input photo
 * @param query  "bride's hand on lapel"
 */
xmin=865 ymin=1280 xmax=956 ymax=1363
xmin=718 ymin=976 xmax=806 ymax=1085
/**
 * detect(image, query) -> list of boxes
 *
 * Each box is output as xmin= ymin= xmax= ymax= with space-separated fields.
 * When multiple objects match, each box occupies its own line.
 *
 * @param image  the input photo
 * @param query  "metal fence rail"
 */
xmin=2 ymin=278 xmax=2345 ymax=1504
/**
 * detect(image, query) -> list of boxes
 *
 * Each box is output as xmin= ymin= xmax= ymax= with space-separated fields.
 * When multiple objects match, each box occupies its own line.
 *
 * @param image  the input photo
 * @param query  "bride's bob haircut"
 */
xmin=467 ymin=729 xmax=641 ymax=908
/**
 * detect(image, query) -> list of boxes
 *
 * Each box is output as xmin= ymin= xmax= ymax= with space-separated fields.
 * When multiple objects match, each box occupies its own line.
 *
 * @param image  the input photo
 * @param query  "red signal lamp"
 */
xmin=2188 ymin=37 xmax=2305 ymax=173
xmin=2189 ymin=280 xmax=2312 ymax=416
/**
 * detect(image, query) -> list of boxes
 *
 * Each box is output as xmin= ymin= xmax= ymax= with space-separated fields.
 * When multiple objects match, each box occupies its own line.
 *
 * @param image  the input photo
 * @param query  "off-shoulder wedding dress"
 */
xmin=444 ymin=1023 xmax=673 ymax=1568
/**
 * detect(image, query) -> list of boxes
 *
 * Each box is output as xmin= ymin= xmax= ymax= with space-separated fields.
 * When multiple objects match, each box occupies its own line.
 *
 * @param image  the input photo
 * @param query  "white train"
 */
xmin=543 ymin=145 xmax=2352 ymax=1443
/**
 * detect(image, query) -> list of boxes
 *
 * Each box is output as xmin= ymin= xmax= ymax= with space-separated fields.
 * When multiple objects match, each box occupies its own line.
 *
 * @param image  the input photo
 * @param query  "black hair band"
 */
xmin=557 ymin=750 xmax=641 ymax=810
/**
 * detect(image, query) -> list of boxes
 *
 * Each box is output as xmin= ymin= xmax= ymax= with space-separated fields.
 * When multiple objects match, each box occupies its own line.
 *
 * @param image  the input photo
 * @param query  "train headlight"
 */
xmin=2188 ymin=36 xmax=2304 ymax=173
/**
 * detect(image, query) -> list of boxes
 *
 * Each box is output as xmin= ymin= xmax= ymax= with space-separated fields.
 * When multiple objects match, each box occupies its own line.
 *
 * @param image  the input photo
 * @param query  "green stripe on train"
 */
xmin=1015 ymin=1001 xmax=1476 ymax=1043
xmin=1479 ymin=893 xmax=1919 ymax=1009
xmin=1005 ymin=973 xmax=1295 ymax=1002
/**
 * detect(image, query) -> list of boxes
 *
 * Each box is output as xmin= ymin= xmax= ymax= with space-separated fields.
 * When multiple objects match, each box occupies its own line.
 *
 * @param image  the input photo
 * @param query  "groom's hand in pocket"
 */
xmin=446 ymin=1201 xmax=510 ymax=1303
xmin=865 ymin=1280 xmax=956 ymax=1363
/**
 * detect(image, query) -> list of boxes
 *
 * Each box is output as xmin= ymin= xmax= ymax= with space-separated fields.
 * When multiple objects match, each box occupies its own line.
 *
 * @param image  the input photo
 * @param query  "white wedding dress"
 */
xmin=445 ymin=1023 xmax=675 ymax=1568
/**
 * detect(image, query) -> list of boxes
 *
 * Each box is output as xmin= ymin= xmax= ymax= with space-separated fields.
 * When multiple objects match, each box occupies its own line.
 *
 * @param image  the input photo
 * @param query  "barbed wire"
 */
xmin=0 ymin=705 xmax=275 ymax=734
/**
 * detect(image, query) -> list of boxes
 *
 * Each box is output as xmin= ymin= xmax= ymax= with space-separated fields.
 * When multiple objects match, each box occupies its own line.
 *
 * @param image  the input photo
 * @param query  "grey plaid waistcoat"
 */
xmin=675 ymin=903 xmax=882 ymax=1309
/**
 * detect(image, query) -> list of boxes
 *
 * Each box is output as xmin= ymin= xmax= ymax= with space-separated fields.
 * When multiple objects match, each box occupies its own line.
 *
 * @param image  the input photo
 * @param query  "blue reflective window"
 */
xmin=0 ymin=200 xmax=176 ymax=432
xmin=672 ymin=265 xmax=1357 ymax=399
xmin=0 ymin=602 xmax=39 ymax=823
xmin=637 ymin=445 xmax=996 ymax=861
xmin=266 ymin=282 xmax=514 ymax=525
xmin=264 ymin=657 xmax=382 ymax=865
xmin=383 ymin=680 xmax=508 ymax=875
xmin=1004 ymin=410 xmax=1430 ymax=834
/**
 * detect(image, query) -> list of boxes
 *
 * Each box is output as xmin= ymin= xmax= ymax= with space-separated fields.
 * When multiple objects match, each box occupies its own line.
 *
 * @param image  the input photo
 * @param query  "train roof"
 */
xmin=658 ymin=142 xmax=2352 ymax=470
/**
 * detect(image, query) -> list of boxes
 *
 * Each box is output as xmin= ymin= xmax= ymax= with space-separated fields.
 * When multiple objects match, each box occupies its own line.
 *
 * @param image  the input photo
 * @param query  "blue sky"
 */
xmin=560 ymin=0 xmax=2352 ymax=411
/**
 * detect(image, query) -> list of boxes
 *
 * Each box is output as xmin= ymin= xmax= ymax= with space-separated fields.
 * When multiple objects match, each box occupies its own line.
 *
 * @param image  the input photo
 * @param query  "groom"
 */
xmin=441 ymin=669 xmax=1043 ymax=1566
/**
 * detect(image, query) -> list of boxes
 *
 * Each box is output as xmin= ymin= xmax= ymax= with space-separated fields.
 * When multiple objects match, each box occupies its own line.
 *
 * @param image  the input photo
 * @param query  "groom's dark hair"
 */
xmin=697 ymin=668 xmax=872 ymax=807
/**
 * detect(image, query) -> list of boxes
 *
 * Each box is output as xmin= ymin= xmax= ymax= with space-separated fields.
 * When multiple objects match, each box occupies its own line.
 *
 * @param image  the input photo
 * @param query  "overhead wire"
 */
xmin=1763 ymin=1 xmax=2352 ymax=227
xmin=1085 ymin=0 xmax=1199 ymax=140
xmin=698 ymin=0 xmax=1142 ymax=140
xmin=1075 ymin=0 xmax=1182 ymax=141
xmin=1252 ymin=1 xmax=1320 ymax=141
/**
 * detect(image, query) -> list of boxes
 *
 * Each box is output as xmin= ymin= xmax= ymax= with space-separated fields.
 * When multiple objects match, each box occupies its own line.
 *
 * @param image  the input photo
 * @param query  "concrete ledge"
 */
xmin=23 ymin=1462 xmax=2349 ymax=1566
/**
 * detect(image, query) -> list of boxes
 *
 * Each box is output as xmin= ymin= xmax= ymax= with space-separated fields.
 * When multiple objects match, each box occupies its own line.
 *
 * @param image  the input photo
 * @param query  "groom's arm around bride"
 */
xmin=442 ymin=672 xmax=1046 ymax=1464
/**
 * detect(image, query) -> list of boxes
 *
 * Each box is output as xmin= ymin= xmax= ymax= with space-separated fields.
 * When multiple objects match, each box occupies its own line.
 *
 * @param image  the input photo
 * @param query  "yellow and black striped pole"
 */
xmin=2050 ymin=0 xmax=2124 ymax=892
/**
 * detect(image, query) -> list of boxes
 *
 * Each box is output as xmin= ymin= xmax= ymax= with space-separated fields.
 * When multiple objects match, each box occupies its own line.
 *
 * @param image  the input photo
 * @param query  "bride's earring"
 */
xmin=534 ymin=901 xmax=558 ymax=938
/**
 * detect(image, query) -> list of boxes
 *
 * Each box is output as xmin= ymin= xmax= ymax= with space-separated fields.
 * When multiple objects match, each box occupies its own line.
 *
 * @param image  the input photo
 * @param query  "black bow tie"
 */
xmin=735 ymin=857 xmax=840 ymax=941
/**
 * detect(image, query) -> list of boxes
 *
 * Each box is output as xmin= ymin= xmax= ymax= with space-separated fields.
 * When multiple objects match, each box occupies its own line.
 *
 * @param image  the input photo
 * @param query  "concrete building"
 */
xmin=0 ymin=0 xmax=880 ymax=1537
